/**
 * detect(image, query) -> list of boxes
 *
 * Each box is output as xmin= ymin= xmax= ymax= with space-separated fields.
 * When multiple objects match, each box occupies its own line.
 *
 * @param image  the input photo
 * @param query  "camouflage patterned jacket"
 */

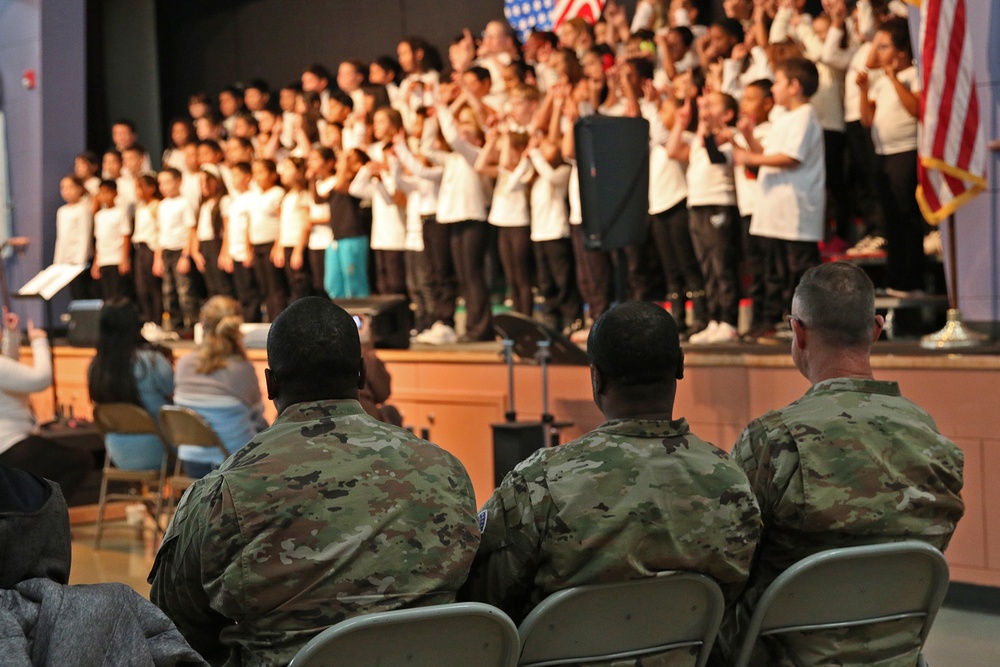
xmin=723 ymin=377 xmax=965 ymax=667
xmin=460 ymin=417 xmax=761 ymax=628
xmin=148 ymin=399 xmax=480 ymax=667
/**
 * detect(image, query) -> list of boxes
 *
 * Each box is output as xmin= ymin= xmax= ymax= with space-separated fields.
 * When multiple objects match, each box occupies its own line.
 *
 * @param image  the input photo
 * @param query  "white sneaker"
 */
xmin=688 ymin=320 xmax=719 ymax=344
xmin=415 ymin=321 xmax=458 ymax=345
xmin=141 ymin=322 xmax=173 ymax=343
xmin=707 ymin=321 xmax=739 ymax=343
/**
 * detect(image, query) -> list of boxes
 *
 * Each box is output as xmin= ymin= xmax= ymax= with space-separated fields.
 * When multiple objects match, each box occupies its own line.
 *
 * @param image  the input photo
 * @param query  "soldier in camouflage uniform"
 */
xmin=460 ymin=301 xmax=761 ymax=665
xmin=717 ymin=262 xmax=965 ymax=667
xmin=148 ymin=298 xmax=480 ymax=667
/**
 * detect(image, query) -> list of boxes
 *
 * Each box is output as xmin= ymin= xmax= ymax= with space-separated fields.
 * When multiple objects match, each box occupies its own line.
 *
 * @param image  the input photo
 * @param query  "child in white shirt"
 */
xmin=248 ymin=159 xmax=288 ymax=321
xmin=648 ymin=95 xmax=707 ymax=338
xmin=131 ymin=174 xmax=163 ymax=325
xmin=276 ymin=156 xmax=313 ymax=303
xmin=529 ymin=137 xmax=581 ymax=334
xmin=54 ymin=176 xmax=94 ymax=300
xmin=219 ymin=162 xmax=261 ymax=323
xmin=737 ymin=58 xmax=825 ymax=328
xmin=858 ymin=18 xmax=924 ymax=295
xmin=193 ymin=165 xmax=234 ymax=300
xmin=90 ymin=180 xmax=132 ymax=301
xmin=153 ymin=168 xmax=198 ymax=332
xmin=732 ymin=79 xmax=776 ymax=336
xmin=476 ymin=126 xmax=533 ymax=317
xmin=668 ymin=91 xmax=742 ymax=343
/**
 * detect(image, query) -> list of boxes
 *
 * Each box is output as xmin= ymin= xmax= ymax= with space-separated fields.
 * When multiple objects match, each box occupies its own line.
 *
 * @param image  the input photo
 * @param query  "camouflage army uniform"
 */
xmin=461 ymin=416 xmax=761 ymax=654
xmin=148 ymin=400 xmax=480 ymax=667
xmin=721 ymin=378 xmax=965 ymax=667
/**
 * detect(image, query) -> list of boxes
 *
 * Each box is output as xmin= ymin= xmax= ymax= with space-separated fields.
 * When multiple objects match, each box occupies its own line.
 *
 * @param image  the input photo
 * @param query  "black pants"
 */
xmin=375 ymin=249 xmax=407 ymax=296
xmin=651 ymin=202 xmax=706 ymax=324
xmin=161 ymin=248 xmax=198 ymax=330
xmin=497 ymin=226 xmax=534 ymax=317
xmin=740 ymin=216 xmax=769 ymax=329
xmin=569 ymin=225 xmax=612 ymax=321
xmin=133 ymin=243 xmax=162 ymax=325
xmin=877 ymin=151 xmax=926 ymax=291
xmin=405 ymin=249 xmax=433 ymax=332
xmin=308 ymin=248 xmax=326 ymax=296
xmin=422 ymin=216 xmax=458 ymax=327
xmin=0 ymin=435 xmax=91 ymax=500
xmin=98 ymin=265 xmax=129 ymax=302
xmin=200 ymin=239 xmax=233 ymax=298
xmin=824 ymin=129 xmax=849 ymax=240
xmin=760 ymin=236 xmax=821 ymax=321
xmin=231 ymin=262 xmax=261 ymax=323
xmin=449 ymin=220 xmax=493 ymax=341
xmin=534 ymin=238 xmax=581 ymax=330
xmin=689 ymin=205 xmax=740 ymax=326
xmin=282 ymin=247 xmax=312 ymax=303
xmin=252 ymin=243 xmax=288 ymax=321
xmin=845 ymin=120 xmax=886 ymax=239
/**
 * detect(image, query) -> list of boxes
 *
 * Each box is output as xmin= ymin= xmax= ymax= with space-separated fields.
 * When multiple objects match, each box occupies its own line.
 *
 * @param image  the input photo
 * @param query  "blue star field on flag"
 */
xmin=504 ymin=0 xmax=556 ymax=42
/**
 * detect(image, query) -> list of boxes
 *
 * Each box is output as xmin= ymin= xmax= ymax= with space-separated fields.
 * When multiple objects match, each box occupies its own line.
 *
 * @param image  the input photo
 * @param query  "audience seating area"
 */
xmin=280 ymin=542 xmax=947 ymax=667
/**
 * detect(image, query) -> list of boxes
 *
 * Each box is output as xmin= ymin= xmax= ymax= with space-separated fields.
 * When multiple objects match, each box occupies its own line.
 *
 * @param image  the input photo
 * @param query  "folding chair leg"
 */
xmin=94 ymin=473 xmax=110 ymax=549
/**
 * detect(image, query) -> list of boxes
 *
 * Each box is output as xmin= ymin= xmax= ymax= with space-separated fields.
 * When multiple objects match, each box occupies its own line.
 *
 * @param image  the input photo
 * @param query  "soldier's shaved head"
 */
xmin=266 ymin=298 xmax=364 ymax=411
xmin=588 ymin=301 xmax=682 ymax=388
xmin=792 ymin=263 xmax=876 ymax=348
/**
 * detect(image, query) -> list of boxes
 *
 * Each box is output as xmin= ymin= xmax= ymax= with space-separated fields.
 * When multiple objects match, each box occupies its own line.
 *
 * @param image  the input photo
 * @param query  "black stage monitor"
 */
xmin=575 ymin=115 xmax=650 ymax=250
xmin=333 ymin=295 xmax=412 ymax=349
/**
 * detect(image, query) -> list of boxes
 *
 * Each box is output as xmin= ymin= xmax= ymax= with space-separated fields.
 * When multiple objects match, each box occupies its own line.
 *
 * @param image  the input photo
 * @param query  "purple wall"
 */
xmin=0 ymin=0 xmax=86 ymax=326
xmin=951 ymin=0 xmax=1000 ymax=330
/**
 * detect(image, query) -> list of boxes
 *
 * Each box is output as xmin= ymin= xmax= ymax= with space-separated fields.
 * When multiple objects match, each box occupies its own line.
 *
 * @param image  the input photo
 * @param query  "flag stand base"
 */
xmin=920 ymin=309 xmax=988 ymax=350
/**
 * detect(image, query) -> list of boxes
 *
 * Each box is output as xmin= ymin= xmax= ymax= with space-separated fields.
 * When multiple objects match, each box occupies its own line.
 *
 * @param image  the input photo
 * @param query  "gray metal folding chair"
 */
xmin=287 ymin=602 xmax=520 ymax=667
xmin=517 ymin=571 xmax=725 ymax=667
xmin=732 ymin=541 xmax=950 ymax=667
xmin=91 ymin=402 xmax=170 ymax=548
xmin=158 ymin=405 xmax=230 ymax=510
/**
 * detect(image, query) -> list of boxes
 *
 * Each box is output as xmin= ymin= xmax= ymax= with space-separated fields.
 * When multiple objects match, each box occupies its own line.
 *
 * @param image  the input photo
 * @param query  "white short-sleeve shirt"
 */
xmin=93 ymin=206 xmax=132 ymax=267
xmin=750 ymin=104 xmax=826 ymax=242
xmin=158 ymin=196 xmax=196 ymax=251
xmin=869 ymin=66 xmax=920 ymax=155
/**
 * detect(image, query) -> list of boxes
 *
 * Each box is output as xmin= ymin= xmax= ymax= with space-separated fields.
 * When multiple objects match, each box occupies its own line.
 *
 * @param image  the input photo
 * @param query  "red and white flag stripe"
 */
xmin=916 ymin=0 xmax=987 ymax=224
xmin=552 ymin=0 xmax=605 ymax=29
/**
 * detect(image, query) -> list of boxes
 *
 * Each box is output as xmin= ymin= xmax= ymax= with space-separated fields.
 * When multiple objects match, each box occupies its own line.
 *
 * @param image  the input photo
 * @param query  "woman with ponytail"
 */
xmin=174 ymin=296 xmax=266 ymax=477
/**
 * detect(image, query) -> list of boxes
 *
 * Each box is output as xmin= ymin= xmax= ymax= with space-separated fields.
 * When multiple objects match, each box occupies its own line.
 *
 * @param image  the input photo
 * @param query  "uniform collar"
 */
xmin=594 ymin=417 xmax=691 ymax=439
xmin=806 ymin=377 xmax=901 ymax=397
xmin=274 ymin=399 xmax=367 ymax=424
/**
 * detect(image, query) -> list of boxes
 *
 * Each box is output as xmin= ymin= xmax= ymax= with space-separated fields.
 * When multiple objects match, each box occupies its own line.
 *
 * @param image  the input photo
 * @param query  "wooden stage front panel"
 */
xmin=35 ymin=344 xmax=1000 ymax=589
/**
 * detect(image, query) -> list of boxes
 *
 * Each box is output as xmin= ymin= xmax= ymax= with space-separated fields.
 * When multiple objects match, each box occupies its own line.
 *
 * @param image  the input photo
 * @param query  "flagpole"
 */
xmin=920 ymin=214 xmax=988 ymax=349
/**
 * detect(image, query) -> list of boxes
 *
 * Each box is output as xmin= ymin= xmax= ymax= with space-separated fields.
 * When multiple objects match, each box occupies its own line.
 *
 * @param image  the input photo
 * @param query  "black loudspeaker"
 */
xmin=492 ymin=422 xmax=546 ymax=486
xmin=575 ymin=115 xmax=650 ymax=250
xmin=66 ymin=299 xmax=103 ymax=347
xmin=334 ymin=295 xmax=412 ymax=349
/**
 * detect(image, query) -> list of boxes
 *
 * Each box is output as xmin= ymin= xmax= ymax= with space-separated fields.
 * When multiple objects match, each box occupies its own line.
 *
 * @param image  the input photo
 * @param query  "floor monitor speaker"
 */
xmin=334 ymin=295 xmax=412 ymax=349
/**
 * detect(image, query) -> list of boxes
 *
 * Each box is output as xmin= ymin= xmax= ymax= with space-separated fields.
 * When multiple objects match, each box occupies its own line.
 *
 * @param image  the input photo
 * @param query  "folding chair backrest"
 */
xmin=733 ymin=541 xmax=950 ymax=667
xmin=288 ymin=602 xmax=519 ymax=667
xmin=518 ymin=572 xmax=725 ymax=667
xmin=93 ymin=403 xmax=160 ymax=437
xmin=159 ymin=405 xmax=228 ymax=457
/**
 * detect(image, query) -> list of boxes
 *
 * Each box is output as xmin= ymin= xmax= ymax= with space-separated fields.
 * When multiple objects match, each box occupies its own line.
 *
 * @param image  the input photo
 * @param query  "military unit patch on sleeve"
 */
xmin=478 ymin=508 xmax=488 ymax=533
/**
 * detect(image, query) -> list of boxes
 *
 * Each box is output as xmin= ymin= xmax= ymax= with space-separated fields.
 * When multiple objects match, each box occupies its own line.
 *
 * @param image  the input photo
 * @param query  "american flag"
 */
xmin=504 ymin=0 xmax=606 ymax=42
xmin=916 ymin=0 xmax=987 ymax=224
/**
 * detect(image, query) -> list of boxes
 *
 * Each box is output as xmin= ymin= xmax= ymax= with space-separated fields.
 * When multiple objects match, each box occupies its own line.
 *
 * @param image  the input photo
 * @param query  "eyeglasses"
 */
xmin=785 ymin=315 xmax=807 ymax=330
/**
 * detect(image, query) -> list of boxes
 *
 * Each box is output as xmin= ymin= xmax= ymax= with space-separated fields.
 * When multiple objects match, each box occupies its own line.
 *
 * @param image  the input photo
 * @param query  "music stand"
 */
xmin=13 ymin=264 xmax=87 ymax=415
xmin=490 ymin=313 xmax=584 ymax=485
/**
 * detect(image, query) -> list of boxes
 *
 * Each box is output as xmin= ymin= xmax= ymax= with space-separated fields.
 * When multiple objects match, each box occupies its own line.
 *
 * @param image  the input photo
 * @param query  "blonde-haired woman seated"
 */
xmin=174 ymin=296 xmax=267 ymax=477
